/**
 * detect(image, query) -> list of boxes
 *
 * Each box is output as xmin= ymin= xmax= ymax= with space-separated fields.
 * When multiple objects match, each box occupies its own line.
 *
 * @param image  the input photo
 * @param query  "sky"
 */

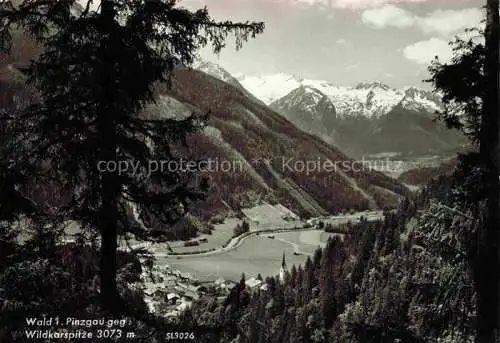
xmin=181 ymin=0 xmax=484 ymax=88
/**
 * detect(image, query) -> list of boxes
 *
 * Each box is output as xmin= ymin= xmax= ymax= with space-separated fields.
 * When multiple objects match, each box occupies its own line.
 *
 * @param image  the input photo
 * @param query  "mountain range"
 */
xmin=234 ymin=73 xmax=443 ymax=118
xmin=198 ymin=63 xmax=466 ymax=158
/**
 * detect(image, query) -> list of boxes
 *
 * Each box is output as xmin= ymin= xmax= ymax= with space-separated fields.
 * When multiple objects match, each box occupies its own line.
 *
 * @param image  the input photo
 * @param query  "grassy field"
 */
xmin=161 ymin=235 xmax=309 ymax=282
xmin=158 ymin=229 xmax=346 ymax=282
xmin=168 ymin=218 xmax=242 ymax=254
xmin=271 ymin=231 xmax=318 ymax=255
xmin=272 ymin=230 xmax=344 ymax=254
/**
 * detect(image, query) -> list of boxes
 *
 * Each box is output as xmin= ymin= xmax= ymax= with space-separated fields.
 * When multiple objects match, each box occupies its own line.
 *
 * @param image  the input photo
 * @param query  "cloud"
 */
xmin=200 ymin=0 xmax=431 ymax=11
xmin=361 ymin=5 xmax=414 ymax=28
xmin=336 ymin=38 xmax=347 ymax=44
xmin=362 ymin=6 xmax=483 ymax=36
xmin=402 ymin=38 xmax=453 ymax=65
xmin=417 ymin=8 xmax=484 ymax=36
xmin=310 ymin=0 xmax=429 ymax=10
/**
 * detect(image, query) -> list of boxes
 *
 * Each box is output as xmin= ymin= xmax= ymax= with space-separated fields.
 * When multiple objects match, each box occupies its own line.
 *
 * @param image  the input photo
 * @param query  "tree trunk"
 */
xmin=99 ymin=178 xmax=120 ymax=313
xmin=477 ymin=0 xmax=499 ymax=342
xmin=97 ymin=113 xmax=121 ymax=314
xmin=98 ymin=0 xmax=121 ymax=314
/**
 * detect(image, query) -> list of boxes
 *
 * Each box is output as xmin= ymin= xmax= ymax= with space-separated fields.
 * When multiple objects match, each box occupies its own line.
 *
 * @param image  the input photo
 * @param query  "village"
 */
xmin=134 ymin=254 xmax=286 ymax=318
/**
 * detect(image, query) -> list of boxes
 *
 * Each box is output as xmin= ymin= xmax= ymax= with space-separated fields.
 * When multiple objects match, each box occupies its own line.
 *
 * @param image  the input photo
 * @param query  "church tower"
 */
xmin=279 ymin=252 xmax=287 ymax=283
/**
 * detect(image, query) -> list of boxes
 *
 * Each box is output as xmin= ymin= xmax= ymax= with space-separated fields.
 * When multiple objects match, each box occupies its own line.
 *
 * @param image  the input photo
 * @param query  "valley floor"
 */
xmin=161 ymin=234 xmax=312 ymax=282
xmin=151 ymin=211 xmax=381 ymax=282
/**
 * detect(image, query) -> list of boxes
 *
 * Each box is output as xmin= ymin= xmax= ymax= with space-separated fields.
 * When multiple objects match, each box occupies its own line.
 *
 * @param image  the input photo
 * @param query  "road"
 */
xmin=142 ymin=210 xmax=385 ymax=259
xmin=52 ymin=210 xmax=385 ymax=260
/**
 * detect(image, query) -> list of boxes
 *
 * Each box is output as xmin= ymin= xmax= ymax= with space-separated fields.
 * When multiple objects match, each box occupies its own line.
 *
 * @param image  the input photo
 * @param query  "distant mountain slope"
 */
xmin=398 ymin=157 xmax=458 ymax=186
xmin=269 ymin=85 xmax=337 ymax=145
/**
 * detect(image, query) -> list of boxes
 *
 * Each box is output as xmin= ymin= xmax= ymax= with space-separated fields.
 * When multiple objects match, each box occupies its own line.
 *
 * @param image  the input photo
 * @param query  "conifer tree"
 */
xmin=0 ymin=0 xmax=263 ymax=319
xmin=480 ymin=1 xmax=499 ymax=341
xmin=426 ymin=2 xmax=499 ymax=340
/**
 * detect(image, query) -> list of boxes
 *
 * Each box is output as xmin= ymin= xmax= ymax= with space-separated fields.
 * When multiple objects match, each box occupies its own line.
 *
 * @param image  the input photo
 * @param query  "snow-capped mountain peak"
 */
xmin=236 ymin=73 xmax=443 ymax=119
xmin=271 ymin=85 xmax=336 ymax=117
xmin=192 ymin=60 xmax=235 ymax=84
xmin=234 ymin=73 xmax=303 ymax=105
xmin=399 ymin=86 xmax=442 ymax=113
xmin=299 ymin=79 xmax=403 ymax=119
xmin=192 ymin=61 xmax=267 ymax=105
xmin=354 ymin=81 xmax=392 ymax=91
xmin=191 ymin=61 xmax=442 ymax=119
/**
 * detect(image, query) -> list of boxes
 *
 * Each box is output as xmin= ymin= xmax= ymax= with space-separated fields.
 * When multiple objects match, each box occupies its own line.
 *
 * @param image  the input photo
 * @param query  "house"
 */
xmin=183 ymin=290 xmax=199 ymax=301
xmin=186 ymin=284 xmax=202 ymax=293
xmin=144 ymin=298 xmax=156 ymax=313
xmin=215 ymin=278 xmax=237 ymax=293
xmin=162 ymin=277 xmax=177 ymax=287
xmin=225 ymin=281 xmax=237 ymax=289
xmin=166 ymin=293 xmax=180 ymax=304
xmin=177 ymin=301 xmax=192 ymax=312
xmin=197 ymin=285 xmax=208 ymax=294
xmin=177 ymin=282 xmax=202 ymax=295
xmin=179 ymin=272 xmax=193 ymax=280
xmin=245 ymin=277 xmax=263 ymax=290
xmin=142 ymin=286 xmax=159 ymax=296
xmin=149 ymin=289 xmax=168 ymax=301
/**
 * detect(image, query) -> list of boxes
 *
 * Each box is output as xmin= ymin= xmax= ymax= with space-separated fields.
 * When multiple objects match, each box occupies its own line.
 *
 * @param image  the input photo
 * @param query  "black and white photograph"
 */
xmin=0 ymin=0 xmax=498 ymax=342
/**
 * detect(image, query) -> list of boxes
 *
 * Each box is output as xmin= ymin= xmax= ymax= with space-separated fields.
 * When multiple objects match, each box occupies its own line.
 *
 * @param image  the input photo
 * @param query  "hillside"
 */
xmin=397 ymin=157 xmax=458 ymax=186
xmin=150 ymin=67 xmax=412 ymax=219
xmin=332 ymin=104 xmax=466 ymax=158
xmin=0 ymin=39 xmax=411 ymax=225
